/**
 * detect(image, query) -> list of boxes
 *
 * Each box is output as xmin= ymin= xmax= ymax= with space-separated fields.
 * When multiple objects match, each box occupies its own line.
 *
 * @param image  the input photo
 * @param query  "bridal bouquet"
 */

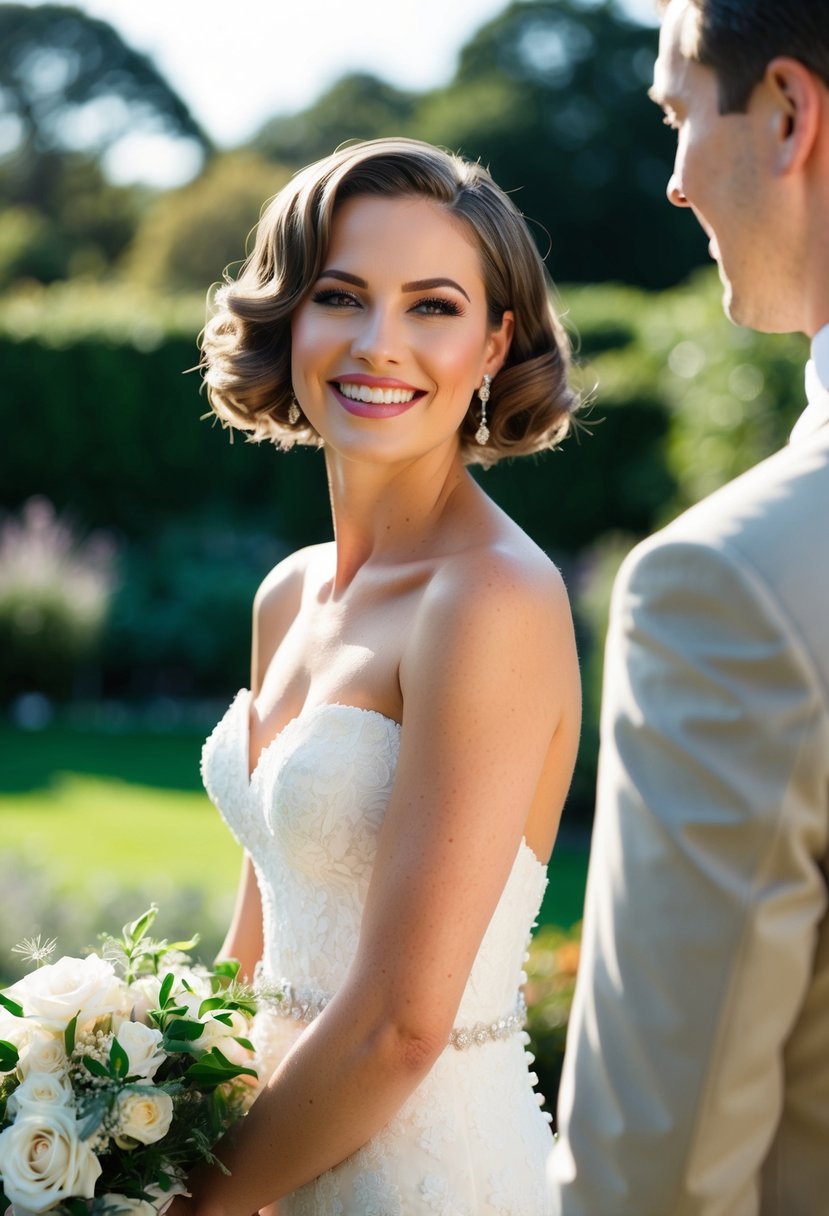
xmin=0 ymin=909 xmax=259 ymax=1215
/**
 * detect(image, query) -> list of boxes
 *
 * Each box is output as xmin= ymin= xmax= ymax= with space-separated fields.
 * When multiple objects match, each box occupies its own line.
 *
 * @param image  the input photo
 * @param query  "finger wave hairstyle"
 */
xmin=200 ymin=137 xmax=577 ymax=468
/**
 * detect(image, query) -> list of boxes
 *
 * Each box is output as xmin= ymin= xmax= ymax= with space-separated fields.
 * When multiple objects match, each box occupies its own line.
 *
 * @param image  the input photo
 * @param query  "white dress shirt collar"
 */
xmin=790 ymin=323 xmax=829 ymax=442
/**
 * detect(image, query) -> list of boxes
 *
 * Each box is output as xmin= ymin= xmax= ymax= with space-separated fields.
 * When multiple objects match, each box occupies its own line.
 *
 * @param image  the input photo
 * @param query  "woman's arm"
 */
xmin=216 ymin=853 xmax=263 ymax=982
xmin=181 ymin=550 xmax=579 ymax=1216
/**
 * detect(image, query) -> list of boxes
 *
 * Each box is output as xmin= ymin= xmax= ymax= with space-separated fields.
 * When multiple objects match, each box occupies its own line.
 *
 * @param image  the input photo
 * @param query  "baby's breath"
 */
xmin=11 ymin=934 xmax=58 ymax=966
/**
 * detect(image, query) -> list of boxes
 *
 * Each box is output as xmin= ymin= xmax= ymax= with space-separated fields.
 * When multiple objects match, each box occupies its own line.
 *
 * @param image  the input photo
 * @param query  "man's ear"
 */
xmin=765 ymin=57 xmax=821 ymax=174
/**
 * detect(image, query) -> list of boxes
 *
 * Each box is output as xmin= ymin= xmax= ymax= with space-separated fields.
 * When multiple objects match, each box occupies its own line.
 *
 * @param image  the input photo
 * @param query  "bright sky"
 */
xmin=16 ymin=0 xmax=658 ymax=185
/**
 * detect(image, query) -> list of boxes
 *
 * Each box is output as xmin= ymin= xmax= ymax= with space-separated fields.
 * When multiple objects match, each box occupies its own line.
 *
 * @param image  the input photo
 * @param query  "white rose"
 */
xmin=192 ymin=1008 xmax=250 ymax=1059
xmin=114 ymin=1021 xmax=166 ymax=1081
xmin=8 ymin=1071 xmax=73 ymax=1117
xmin=100 ymin=1196 xmax=153 ymax=1216
xmin=101 ymin=1178 xmax=188 ymax=1215
xmin=127 ymin=974 xmax=162 ymax=1023
xmin=168 ymin=968 xmax=212 ymax=1012
xmin=5 ymin=955 xmax=127 ymax=1031
xmin=100 ymin=1194 xmax=159 ymax=1215
xmin=0 ymin=1107 xmax=101 ymax=1210
xmin=115 ymin=1089 xmax=173 ymax=1147
xmin=0 ymin=1009 xmax=32 ymax=1059
xmin=16 ymin=1030 xmax=67 ymax=1079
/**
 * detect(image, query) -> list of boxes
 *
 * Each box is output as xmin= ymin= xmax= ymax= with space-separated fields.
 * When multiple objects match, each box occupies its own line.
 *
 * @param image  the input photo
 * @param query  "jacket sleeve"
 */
xmin=548 ymin=534 xmax=829 ymax=1216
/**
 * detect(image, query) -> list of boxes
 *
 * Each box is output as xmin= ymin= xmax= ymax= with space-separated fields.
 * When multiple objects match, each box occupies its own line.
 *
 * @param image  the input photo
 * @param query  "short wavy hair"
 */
xmin=201 ymin=138 xmax=577 ymax=468
xmin=658 ymin=0 xmax=829 ymax=113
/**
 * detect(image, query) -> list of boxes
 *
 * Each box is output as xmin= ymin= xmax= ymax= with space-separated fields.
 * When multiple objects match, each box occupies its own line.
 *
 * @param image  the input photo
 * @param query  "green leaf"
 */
xmin=109 ymin=1035 xmax=130 ymax=1078
xmin=164 ymin=1018 xmax=204 ymax=1042
xmin=161 ymin=1037 xmax=201 ymax=1057
xmin=211 ymin=1012 xmax=233 ymax=1027
xmin=0 ymin=1040 xmax=19 ymax=1072
xmin=234 ymin=1036 xmax=254 ymax=1052
xmin=197 ymin=996 xmax=229 ymax=1017
xmin=185 ymin=1046 xmax=257 ymax=1088
xmin=78 ymin=1095 xmax=108 ymax=1139
xmin=65 ymin=1200 xmax=90 ymax=1216
xmin=167 ymin=935 xmax=199 ymax=952
xmin=213 ymin=958 xmax=241 ymax=982
xmin=0 ymin=993 xmax=24 ymax=1018
xmin=124 ymin=906 xmax=157 ymax=945
xmin=83 ymin=1055 xmax=111 ymax=1079
xmin=64 ymin=1012 xmax=79 ymax=1057
xmin=158 ymin=972 xmax=175 ymax=1008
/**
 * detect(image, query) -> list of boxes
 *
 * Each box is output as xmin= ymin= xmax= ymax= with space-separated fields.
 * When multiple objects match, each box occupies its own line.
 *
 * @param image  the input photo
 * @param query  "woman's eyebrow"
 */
xmin=317 ymin=269 xmax=471 ymax=303
xmin=402 ymin=277 xmax=470 ymax=302
xmin=318 ymin=269 xmax=366 ymax=287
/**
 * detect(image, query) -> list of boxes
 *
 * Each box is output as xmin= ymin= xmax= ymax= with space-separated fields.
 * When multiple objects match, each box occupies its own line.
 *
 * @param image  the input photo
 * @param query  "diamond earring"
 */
xmin=475 ymin=374 xmax=492 ymax=445
xmin=288 ymin=395 xmax=301 ymax=425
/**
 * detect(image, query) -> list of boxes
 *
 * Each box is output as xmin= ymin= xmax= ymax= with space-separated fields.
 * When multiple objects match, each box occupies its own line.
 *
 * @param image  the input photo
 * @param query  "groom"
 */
xmin=547 ymin=1 xmax=829 ymax=1213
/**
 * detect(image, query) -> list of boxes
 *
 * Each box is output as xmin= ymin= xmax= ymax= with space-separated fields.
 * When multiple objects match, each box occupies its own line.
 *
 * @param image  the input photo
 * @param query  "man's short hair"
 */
xmin=659 ymin=0 xmax=829 ymax=113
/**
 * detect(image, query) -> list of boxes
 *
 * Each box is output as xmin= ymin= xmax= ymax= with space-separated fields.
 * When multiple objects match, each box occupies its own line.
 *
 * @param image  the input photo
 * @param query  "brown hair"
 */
xmin=200 ymin=137 xmax=577 ymax=468
xmin=658 ymin=0 xmax=829 ymax=113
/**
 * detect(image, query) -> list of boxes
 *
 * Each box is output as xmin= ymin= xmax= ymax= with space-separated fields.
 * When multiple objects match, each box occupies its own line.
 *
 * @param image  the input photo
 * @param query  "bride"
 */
xmin=175 ymin=137 xmax=580 ymax=1215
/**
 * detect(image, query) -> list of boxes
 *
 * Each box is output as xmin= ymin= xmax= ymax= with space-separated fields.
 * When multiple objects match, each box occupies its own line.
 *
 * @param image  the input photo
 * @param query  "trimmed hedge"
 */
xmin=1 ymin=273 xmax=809 ymax=822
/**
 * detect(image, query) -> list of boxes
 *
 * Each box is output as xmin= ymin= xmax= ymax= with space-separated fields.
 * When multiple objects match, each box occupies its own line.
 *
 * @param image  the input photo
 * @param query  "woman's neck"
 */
xmin=324 ymin=446 xmax=472 ymax=595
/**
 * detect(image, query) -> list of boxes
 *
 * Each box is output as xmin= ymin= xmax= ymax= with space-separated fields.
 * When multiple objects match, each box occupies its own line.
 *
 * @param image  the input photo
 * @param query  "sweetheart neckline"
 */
xmin=227 ymin=688 xmax=549 ymax=879
xmin=243 ymin=692 xmax=401 ymax=786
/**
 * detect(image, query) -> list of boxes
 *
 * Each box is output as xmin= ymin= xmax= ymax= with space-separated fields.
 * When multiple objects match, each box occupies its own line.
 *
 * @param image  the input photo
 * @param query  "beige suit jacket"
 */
xmin=548 ymin=418 xmax=829 ymax=1215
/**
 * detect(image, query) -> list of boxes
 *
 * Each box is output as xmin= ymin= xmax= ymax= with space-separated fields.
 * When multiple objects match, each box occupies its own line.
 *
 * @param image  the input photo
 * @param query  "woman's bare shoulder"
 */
xmin=400 ymin=533 xmax=573 ymax=709
xmin=427 ymin=532 xmax=569 ymax=629
xmin=253 ymin=542 xmax=331 ymax=624
xmin=250 ymin=543 xmax=331 ymax=692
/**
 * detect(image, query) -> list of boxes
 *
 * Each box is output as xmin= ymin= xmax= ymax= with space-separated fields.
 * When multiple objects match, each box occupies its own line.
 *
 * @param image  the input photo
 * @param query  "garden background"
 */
xmin=0 ymin=0 xmax=809 ymax=1109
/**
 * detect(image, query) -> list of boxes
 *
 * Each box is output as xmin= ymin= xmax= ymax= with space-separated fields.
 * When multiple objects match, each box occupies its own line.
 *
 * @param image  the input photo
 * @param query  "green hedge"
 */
xmin=1 ymin=282 xmax=678 ymax=555
xmin=1 ymin=275 xmax=809 ymax=821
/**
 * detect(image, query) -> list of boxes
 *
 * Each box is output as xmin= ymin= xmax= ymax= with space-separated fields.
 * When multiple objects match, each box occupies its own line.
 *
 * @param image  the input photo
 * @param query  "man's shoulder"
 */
xmin=617 ymin=428 xmax=829 ymax=667
xmin=636 ymin=427 xmax=829 ymax=572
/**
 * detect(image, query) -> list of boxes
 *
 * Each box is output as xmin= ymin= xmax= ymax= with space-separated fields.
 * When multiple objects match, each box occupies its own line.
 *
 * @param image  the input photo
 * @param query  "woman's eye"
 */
xmin=312 ymin=289 xmax=360 ymax=307
xmin=413 ymin=297 xmax=463 ymax=317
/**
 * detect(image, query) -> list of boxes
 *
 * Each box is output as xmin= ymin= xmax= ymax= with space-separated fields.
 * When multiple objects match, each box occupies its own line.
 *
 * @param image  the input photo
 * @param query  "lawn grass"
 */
xmin=0 ymin=724 xmax=587 ymax=927
xmin=0 ymin=724 xmax=242 ymax=895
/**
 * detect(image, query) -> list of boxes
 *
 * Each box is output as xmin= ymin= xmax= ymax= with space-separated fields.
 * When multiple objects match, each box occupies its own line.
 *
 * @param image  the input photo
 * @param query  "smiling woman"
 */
xmin=184 ymin=138 xmax=583 ymax=1215
xmin=201 ymin=137 xmax=575 ymax=467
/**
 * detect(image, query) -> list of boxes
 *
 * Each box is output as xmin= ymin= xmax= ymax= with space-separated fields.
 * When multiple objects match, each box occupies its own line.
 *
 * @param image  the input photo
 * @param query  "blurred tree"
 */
xmin=413 ymin=0 xmax=704 ymax=287
xmin=248 ymin=0 xmax=706 ymax=289
xmin=0 ymin=205 xmax=67 ymax=287
xmin=123 ymin=152 xmax=292 ymax=294
xmin=254 ymin=72 xmax=417 ymax=165
xmin=0 ymin=3 xmax=212 ymax=279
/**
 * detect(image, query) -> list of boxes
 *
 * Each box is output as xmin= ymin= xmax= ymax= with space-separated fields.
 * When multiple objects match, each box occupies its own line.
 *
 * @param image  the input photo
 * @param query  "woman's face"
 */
xmin=290 ymin=193 xmax=513 ymax=465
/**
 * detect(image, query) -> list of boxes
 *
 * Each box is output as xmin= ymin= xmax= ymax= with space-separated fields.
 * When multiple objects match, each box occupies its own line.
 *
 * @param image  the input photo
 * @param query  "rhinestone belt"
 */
xmin=254 ymin=971 xmax=528 ymax=1052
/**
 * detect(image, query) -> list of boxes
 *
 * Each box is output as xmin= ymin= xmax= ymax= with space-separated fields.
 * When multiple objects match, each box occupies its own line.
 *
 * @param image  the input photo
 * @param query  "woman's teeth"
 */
xmin=337 ymin=383 xmax=416 ymax=405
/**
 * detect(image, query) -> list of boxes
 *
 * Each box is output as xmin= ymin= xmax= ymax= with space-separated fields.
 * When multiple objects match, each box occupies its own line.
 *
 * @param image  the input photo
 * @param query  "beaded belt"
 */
xmin=254 ymin=972 xmax=528 ymax=1052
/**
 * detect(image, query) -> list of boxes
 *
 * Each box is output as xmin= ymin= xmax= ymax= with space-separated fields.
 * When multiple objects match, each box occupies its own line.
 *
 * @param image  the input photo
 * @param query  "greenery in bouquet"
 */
xmin=0 ymin=909 xmax=258 ymax=1215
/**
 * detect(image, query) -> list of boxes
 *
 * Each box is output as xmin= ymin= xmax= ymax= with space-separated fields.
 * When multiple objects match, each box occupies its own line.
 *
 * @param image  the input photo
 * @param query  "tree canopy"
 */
xmin=251 ymin=0 xmax=707 ymax=289
xmin=0 ymin=3 xmax=212 ymax=278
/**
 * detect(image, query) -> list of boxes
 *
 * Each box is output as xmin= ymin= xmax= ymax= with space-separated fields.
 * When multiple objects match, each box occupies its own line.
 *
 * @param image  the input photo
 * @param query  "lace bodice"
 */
xmin=201 ymin=689 xmax=554 ymax=1215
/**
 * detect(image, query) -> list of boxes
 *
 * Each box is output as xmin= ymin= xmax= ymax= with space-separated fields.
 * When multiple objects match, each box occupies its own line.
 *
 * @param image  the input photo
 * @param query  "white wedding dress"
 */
xmin=202 ymin=689 xmax=554 ymax=1215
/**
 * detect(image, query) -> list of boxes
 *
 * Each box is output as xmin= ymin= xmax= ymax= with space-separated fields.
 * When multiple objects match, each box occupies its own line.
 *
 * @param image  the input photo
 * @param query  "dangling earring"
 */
xmin=288 ymin=394 xmax=301 ymax=425
xmin=475 ymin=374 xmax=492 ymax=445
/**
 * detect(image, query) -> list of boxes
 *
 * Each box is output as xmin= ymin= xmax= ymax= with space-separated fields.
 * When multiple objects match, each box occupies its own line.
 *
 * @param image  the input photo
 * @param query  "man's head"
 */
xmin=651 ymin=0 xmax=829 ymax=337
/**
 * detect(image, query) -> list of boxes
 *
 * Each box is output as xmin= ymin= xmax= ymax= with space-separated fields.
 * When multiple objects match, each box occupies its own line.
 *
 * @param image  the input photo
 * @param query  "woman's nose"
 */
xmin=350 ymin=306 xmax=401 ymax=365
